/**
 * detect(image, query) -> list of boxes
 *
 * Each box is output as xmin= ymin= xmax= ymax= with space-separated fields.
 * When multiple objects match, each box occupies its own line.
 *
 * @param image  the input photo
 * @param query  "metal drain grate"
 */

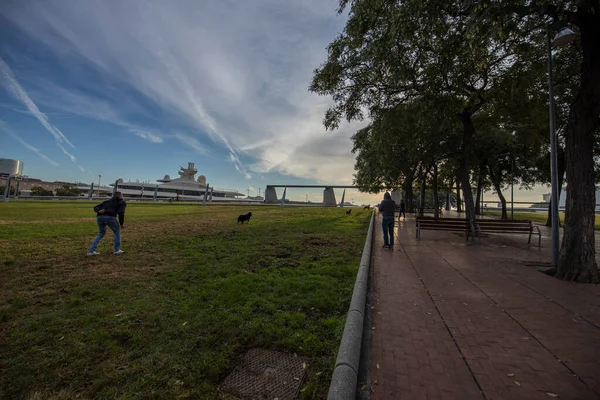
xmin=220 ymin=348 xmax=308 ymax=400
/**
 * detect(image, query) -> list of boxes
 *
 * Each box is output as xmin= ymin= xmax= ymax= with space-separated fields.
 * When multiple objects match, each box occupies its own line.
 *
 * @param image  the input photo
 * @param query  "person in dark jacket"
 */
xmin=399 ymin=199 xmax=406 ymax=219
xmin=87 ymin=191 xmax=127 ymax=255
xmin=378 ymin=192 xmax=396 ymax=248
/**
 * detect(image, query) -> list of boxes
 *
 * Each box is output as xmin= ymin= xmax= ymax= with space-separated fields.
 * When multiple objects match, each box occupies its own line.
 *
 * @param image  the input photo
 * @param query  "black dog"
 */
xmin=237 ymin=212 xmax=252 ymax=224
xmin=346 ymin=209 xmax=352 ymax=215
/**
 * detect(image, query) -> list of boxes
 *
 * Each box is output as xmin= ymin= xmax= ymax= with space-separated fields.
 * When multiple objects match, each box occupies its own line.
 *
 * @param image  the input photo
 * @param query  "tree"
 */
xmin=311 ymin=0 xmax=542 ymax=229
xmin=350 ymin=96 xmax=461 ymax=219
xmin=469 ymin=1 xmax=600 ymax=282
xmin=55 ymin=184 xmax=81 ymax=197
xmin=0 ymin=185 xmax=16 ymax=196
xmin=30 ymin=186 xmax=54 ymax=196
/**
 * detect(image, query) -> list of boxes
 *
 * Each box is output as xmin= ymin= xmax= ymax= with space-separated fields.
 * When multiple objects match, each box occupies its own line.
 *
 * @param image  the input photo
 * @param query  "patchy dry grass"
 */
xmin=0 ymin=202 xmax=371 ymax=399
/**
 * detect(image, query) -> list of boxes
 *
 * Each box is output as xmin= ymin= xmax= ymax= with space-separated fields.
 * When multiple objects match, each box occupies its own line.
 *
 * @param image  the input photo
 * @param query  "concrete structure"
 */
xmin=338 ymin=189 xmax=346 ymax=207
xmin=0 ymin=158 xmax=23 ymax=177
xmin=543 ymin=193 xmax=551 ymax=203
xmin=328 ymin=212 xmax=374 ymax=399
xmin=323 ymin=187 xmax=337 ymax=207
xmin=264 ymin=185 xmax=357 ymax=207
xmin=265 ymin=186 xmax=278 ymax=203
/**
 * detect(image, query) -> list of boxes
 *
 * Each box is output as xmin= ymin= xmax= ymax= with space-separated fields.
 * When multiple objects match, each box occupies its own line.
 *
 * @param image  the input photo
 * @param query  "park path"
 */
xmin=368 ymin=214 xmax=600 ymax=400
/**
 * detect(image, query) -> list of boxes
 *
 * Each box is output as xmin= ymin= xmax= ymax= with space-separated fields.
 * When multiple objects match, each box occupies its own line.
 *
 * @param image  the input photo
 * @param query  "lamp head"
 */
xmin=552 ymin=27 xmax=578 ymax=47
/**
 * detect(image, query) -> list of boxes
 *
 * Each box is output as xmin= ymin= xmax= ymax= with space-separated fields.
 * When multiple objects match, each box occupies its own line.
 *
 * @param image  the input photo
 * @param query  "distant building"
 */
xmin=542 ymin=193 xmax=551 ymax=203
xmin=0 ymin=175 xmax=83 ymax=196
xmin=0 ymin=158 xmax=24 ymax=178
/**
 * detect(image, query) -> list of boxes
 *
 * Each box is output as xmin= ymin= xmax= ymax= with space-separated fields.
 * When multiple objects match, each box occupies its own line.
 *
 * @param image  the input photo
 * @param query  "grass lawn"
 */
xmin=484 ymin=211 xmax=600 ymax=230
xmin=0 ymin=202 xmax=372 ymax=399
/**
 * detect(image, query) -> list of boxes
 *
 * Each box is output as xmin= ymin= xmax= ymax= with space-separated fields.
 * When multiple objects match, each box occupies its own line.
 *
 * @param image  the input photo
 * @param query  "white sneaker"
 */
xmin=87 ymin=251 xmax=100 ymax=256
xmin=114 ymin=250 xmax=124 ymax=255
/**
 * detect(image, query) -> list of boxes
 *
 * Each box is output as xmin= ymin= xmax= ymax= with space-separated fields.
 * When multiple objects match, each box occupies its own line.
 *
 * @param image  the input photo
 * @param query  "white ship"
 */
xmin=113 ymin=162 xmax=247 ymax=201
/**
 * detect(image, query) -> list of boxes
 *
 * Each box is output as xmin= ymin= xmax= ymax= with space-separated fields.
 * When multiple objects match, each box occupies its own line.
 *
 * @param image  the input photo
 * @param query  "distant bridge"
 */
xmin=265 ymin=184 xmax=358 ymax=207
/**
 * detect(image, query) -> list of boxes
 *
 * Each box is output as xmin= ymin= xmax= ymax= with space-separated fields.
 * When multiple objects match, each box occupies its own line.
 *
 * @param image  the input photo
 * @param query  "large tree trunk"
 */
xmin=457 ymin=113 xmax=477 ymax=225
xmin=407 ymin=187 xmax=414 ymax=214
xmin=433 ymin=163 xmax=440 ymax=219
xmin=556 ymin=16 xmax=600 ymax=283
xmin=456 ymin=172 xmax=462 ymax=213
xmin=488 ymin=164 xmax=508 ymax=220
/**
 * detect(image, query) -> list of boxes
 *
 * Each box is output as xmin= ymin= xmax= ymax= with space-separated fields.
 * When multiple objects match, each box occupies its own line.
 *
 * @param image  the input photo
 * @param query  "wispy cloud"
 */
xmin=1 ymin=1 xmax=358 ymax=183
xmin=174 ymin=133 xmax=207 ymax=154
xmin=129 ymin=129 xmax=163 ymax=143
xmin=0 ymin=56 xmax=85 ymax=172
xmin=0 ymin=119 xmax=59 ymax=166
xmin=0 ymin=56 xmax=75 ymax=149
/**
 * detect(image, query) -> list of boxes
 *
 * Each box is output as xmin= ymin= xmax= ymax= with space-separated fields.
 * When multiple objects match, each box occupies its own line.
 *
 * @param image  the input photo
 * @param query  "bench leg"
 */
xmin=528 ymin=231 xmax=532 ymax=244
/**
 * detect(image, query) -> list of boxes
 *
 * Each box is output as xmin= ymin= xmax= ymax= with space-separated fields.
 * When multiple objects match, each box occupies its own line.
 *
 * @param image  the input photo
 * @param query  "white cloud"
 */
xmin=0 ymin=56 xmax=75 ymax=150
xmin=129 ymin=129 xmax=163 ymax=143
xmin=1 ymin=1 xmax=360 ymax=183
xmin=174 ymin=133 xmax=207 ymax=154
xmin=0 ymin=56 xmax=83 ymax=170
xmin=0 ymin=119 xmax=60 ymax=166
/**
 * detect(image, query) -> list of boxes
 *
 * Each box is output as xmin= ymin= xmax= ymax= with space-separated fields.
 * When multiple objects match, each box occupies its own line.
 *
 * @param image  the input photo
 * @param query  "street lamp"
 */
xmin=548 ymin=27 xmax=578 ymax=266
xmin=97 ymin=175 xmax=101 ymax=198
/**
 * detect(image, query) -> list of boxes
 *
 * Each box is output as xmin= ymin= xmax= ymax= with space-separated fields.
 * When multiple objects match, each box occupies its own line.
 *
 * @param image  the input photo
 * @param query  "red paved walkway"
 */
xmin=369 ymin=214 xmax=600 ymax=400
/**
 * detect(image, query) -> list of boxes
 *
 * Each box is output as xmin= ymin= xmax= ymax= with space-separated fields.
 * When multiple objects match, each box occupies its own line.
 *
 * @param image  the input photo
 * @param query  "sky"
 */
xmin=0 ymin=0 xmax=548 ymax=204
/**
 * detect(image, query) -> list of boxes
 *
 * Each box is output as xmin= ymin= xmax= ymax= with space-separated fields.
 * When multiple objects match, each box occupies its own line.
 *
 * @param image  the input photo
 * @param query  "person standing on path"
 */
xmin=378 ymin=192 xmax=396 ymax=248
xmin=399 ymin=199 xmax=406 ymax=220
xmin=87 ymin=191 xmax=127 ymax=256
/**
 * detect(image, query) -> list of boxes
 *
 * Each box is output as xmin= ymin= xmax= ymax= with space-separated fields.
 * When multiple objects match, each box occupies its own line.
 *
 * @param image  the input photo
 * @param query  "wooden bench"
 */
xmin=416 ymin=217 xmax=476 ymax=241
xmin=474 ymin=219 xmax=541 ymax=246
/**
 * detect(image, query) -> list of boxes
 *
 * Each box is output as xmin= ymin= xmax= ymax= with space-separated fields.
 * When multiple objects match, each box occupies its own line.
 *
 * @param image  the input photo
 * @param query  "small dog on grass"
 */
xmin=346 ymin=209 xmax=352 ymax=215
xmin=237 ymin=212 xmax=252 ymax=224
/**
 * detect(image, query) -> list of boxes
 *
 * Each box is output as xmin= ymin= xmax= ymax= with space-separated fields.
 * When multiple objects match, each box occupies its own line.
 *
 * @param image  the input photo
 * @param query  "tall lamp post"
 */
xmin=548 ymin=27 xmax=578 ymax=266
xmin=97 ymin=174 xmax=102 ymax=198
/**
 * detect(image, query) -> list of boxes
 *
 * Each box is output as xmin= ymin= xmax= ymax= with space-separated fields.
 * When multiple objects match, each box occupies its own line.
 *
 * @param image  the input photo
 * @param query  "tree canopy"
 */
xmin=312 ymin=0 xmax=600 ymax=282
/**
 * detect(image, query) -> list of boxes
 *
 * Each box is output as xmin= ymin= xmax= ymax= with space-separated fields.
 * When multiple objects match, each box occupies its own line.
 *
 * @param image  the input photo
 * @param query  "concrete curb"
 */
xmin=328 ymin=211 xmax=375 ymax=400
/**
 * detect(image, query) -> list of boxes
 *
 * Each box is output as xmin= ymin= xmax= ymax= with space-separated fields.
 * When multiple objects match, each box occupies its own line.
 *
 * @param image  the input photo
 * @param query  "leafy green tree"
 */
xmin=30 ymin=186 xmax=54 ymax=196
xmin=311 ymin=0 xmax=540 ymax=227
xmin=0 ymin=185 xmax=16 ymax=196
xmin=55 ymin=185 xmax=81 ymax=197
xmin=469 ymin=0 xmax=600 ymax=282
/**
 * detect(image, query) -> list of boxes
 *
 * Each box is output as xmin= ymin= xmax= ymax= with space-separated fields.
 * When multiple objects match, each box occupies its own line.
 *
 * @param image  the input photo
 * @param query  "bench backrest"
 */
xmin=475 ymin=219 xmax=533 ymax=232
xmin=416 ymin=217 xmax=471 ymax=229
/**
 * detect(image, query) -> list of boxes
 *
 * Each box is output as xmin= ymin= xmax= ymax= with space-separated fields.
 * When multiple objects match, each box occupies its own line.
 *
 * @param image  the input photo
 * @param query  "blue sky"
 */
xmin=0 ymin=0 xmax=384 ymax=202
xmin=0 ymin=0 xmax=548 ymax=204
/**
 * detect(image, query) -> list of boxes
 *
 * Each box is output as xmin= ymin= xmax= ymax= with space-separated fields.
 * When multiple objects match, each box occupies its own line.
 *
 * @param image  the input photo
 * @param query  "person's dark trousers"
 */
xmin=382 ymin=216 xmax=395 ymax=246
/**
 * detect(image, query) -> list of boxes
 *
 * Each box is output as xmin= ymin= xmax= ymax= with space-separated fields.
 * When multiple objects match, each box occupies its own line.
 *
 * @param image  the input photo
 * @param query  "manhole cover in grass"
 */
xmin=220 ymin=348 xmax=307 ymax=400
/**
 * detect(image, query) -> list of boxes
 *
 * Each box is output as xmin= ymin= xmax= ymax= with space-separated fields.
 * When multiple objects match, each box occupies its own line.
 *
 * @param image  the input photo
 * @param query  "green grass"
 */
xmin=0 ymin=202 xmax=372 ymax=399
xmin=484 ymin=211 xmax=600 ymax=230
